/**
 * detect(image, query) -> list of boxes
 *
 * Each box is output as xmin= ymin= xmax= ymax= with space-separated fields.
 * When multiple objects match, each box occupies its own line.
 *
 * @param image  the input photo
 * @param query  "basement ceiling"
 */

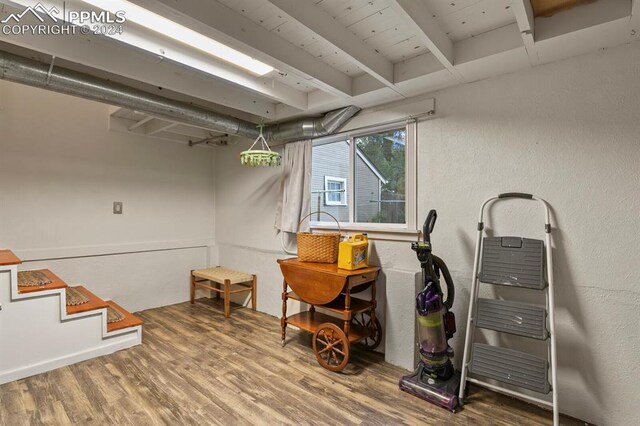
xmin=0 ymin=0 xmax=638 ymax=124
xmin=424 ymin=0 xmax=516 ymax=42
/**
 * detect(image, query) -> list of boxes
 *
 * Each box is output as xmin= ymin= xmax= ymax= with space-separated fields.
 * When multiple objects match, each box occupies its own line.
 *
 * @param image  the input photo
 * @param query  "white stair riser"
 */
xmin=0 ymin=265 xmax=141 ymax=384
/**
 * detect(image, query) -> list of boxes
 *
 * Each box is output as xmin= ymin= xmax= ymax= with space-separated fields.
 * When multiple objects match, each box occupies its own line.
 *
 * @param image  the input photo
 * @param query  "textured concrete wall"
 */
xmin=415 ymin=42 xmax=640 ymax=426
xmin=215 ymin=41 xmax=640 ymax=426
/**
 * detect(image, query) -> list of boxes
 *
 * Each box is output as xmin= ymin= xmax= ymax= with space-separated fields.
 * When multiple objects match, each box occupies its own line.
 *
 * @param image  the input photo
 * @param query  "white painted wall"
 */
xmin=0 ymin=81 xmax=217 ymax=311
xmin=215 ymin=42 xmax=640 ymax=425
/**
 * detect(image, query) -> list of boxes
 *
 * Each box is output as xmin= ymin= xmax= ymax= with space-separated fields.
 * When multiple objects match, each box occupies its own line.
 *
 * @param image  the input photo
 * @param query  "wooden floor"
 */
xmin=0 ymin=299 xmax=584 ymax=425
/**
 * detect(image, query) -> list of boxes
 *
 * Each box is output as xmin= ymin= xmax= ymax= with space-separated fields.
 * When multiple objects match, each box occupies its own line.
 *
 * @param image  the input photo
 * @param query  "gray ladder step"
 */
xmin=469 ymin=343 xmax=550 ymax=394
xmin=476 ymin=298 xmax=548 ymax=340
xmin=480 ymin=237 xmax=546 ymax=289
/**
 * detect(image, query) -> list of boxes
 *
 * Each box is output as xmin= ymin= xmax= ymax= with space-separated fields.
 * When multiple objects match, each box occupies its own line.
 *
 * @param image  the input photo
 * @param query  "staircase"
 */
xmin=0 ymin=249 xmax=143 ymax=384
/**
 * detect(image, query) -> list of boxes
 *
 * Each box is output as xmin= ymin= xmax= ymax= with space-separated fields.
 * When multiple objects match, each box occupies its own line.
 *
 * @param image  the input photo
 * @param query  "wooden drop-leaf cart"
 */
xmin=278 ymin=258 xmax=382 ymax=372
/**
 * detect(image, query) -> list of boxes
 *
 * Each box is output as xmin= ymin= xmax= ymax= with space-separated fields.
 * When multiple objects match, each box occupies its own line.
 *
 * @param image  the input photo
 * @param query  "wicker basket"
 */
xmin=297 ymin=211 xmax=341 ymax=263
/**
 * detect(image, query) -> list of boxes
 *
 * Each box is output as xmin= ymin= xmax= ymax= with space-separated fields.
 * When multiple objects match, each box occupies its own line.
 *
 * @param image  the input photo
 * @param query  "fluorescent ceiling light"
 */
xmin=81 ymin=0 xmax=274 ymax=76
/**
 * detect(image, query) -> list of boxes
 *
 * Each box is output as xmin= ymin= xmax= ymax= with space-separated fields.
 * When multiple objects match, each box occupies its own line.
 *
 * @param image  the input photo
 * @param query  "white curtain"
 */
xmin=275 ymin=140 xmax=312 ymax=233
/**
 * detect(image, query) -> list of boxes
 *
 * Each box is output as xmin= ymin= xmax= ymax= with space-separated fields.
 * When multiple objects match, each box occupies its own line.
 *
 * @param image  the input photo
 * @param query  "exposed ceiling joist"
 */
xmin=2 ymin=0 xmax=307 ymax=110
xmin=386 ymin=0 xmax=462 ymax=81
xmin=165 ymin=124 xmax=215 ymax=139
xmin=139 ymin=0 xmax=351 ymax=98
xmin=275 ymin=24 xmax=530 ymax=119
xmin=109 ymin=108 xmax=227 ymax=146
xmin=512 ymin=0 xmax=540 ymax=65
xmin=128 ymin=116 xmax=154 ymax=132
xmin=265 ymin=0 xmax=397 ymax=92
xmin=145 ymin=119 xmax=177 ymax=136
xmin=3 ymin=0 xmax=640 ymax=127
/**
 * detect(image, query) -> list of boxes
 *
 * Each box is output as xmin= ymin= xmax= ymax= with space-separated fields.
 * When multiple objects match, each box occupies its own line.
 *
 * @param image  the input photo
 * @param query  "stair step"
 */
xmin=17 ymin=269 xmax=68 ymax=294
xmin=105 ymin=300 xmax=143 ymax=332
xmin=66 ymin=286 xmax=109 ymax=315
xmin=480 ymin=237 xmax=546 ymax=289
xmin=476 ymin=298 xmax=547 ymax=340
xmin=0 ymin=249 xmax=21 ymax=266
xmin=469 ymin=343 xmax=550 ymax=394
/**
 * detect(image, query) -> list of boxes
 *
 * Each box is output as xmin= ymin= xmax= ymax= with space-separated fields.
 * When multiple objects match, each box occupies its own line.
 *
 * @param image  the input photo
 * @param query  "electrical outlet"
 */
xmin=113 ymin=201 xmax=123 ymax=214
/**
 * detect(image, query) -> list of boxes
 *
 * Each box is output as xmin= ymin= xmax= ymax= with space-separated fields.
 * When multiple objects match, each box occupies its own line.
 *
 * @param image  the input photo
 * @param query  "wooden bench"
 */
xmin=190 ymin=267 xmax=256 ymax=318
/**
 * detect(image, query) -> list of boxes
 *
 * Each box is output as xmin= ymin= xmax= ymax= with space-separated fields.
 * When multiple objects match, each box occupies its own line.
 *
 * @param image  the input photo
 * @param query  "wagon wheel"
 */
xmin=312 ymin=323 xmax=350 ymax=372
xmin=353 ymin=311 xmax=382 ymax=351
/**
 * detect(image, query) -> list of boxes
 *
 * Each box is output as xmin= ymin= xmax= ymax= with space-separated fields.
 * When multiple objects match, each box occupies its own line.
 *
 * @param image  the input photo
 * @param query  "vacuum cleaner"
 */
xmin=399 ymin=210 xmax=461 ymax=412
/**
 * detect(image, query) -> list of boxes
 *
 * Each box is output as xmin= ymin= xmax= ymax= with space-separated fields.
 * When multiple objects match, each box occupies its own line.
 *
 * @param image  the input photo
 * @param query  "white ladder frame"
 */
xmin=458 ymin=193 xmax=558 ymax=426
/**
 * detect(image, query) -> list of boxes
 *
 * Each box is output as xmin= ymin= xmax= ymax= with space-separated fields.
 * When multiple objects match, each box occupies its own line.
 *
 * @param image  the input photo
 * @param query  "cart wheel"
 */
xmin=353 ymin=312 xmax=382 ymax=351
xmin=312 ymin=323 xmax=350 ymax=372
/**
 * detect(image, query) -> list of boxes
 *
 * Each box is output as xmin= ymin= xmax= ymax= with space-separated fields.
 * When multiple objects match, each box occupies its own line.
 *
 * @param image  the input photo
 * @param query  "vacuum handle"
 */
xmin=423 ymin=210 xmax=437 ymax=242
xmin=498 ymin=192 xmax=533 ymax=199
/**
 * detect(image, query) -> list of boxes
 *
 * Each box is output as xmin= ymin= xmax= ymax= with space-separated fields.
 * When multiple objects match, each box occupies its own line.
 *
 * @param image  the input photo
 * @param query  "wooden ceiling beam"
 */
xmin=144 ymin=119 xmax=177 ymax=136
xmin=127 ymin=116 xmax=154 ymax=132
xmin=0 ymin=10 xmax=277 ymax=118
xmin=265 ymin=0 xmax=397 ymax=92
xmin=386 ymin=0 xmax=463 ymax=81
xmin=512 ymin=0 xmax=540 ymax=65
xmin=137 ymin=0 xmax=352 ymax=99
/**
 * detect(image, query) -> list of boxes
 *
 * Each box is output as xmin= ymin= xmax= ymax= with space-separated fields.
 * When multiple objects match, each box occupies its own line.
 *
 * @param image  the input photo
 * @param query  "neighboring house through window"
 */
xmin=310 ymin=121 xmax=417 ymax=233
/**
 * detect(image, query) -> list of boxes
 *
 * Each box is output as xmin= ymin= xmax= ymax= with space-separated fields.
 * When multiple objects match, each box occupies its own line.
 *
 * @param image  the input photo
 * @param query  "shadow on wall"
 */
xmin=355 ymin=240 xmax=387 ymax=354
xmin=246 ymin=173 xmax=282 ymax=211
xmin=453 ymin=226 xmax=476 ymax=362
xmin=545 ymin=206 xmax=604 ymax=412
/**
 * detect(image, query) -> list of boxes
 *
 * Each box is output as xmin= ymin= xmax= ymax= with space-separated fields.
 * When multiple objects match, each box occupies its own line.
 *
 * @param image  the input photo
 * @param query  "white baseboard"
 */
xmin=0 ymin=328 xmax=141 ymax=385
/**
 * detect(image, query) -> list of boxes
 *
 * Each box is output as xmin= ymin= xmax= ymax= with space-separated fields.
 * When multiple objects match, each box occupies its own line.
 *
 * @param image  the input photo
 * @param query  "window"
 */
xmin=355 ymin=129 xmax=405 ymax=224
xmin=310 ymin=122 xmax=417 ymax=233
xmin=324 ymin=176 xmax=347 ymax=206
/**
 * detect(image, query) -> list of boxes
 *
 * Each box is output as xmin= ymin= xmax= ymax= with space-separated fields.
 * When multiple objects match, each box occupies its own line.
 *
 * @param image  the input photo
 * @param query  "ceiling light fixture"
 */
xmin=80 ymin=0 xmax=274 ymax=76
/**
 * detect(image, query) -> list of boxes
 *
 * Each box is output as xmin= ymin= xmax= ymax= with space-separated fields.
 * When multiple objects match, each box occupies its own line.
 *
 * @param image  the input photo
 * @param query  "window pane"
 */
xmin=311 ymin=140 xmax=349 ymax=221
xmin=355 ymin=129 xmax=405 ymax=224
xmin=327 ymin=182 xmax=342 ymax=203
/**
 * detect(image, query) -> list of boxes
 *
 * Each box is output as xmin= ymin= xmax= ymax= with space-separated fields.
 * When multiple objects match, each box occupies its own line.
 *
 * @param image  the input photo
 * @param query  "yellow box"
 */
xmin=338 ymin=234 xmax=369 ymax=270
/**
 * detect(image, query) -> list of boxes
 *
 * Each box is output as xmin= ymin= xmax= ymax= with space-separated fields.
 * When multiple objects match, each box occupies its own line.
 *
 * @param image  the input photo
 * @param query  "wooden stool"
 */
xmin=190 ymin=267 xmax=256 ymax=318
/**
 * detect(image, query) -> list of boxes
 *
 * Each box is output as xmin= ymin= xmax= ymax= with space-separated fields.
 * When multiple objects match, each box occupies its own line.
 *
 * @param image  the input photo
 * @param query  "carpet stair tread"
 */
xmin=106 ymin=300 xmax=143 ymax=332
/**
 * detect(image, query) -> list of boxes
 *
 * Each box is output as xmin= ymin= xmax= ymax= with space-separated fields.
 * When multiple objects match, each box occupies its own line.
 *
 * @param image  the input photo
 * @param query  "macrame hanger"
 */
xmin=248 ymin=122 xmax=272 ymax=152
xmin=239 ymin=119 xmax=281 ymax=167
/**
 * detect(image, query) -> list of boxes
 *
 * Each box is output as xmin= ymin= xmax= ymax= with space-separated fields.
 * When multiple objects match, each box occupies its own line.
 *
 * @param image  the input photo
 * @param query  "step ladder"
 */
xmin=459 ymin=193 xmax=558 ymax=426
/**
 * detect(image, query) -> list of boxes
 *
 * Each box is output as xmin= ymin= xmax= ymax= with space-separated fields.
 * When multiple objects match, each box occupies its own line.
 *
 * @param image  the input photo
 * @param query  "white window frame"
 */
xmin=311 ymin=120 xmax=418 ymax=240
xmin=324 ymin=176 xmax=347 ymax=206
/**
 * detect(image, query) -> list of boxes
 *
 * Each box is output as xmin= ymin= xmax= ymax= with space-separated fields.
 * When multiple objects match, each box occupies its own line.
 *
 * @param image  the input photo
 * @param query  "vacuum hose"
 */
xmin=433 ymin=255 xmax=455 ymax=310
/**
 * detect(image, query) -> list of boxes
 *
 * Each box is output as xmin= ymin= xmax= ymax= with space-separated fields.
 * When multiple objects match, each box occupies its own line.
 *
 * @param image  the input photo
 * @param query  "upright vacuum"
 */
xmin=399 ymin=210 xmax=461 ymax=412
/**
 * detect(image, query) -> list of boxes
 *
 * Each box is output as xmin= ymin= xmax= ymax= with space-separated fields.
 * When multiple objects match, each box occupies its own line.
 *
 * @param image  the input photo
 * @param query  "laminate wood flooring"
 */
xmin=0 ymin=298 xmax=586 ymax=425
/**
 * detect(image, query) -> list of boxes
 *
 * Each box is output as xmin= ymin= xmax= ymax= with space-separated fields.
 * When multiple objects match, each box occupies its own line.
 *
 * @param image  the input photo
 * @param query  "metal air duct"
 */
xmin=264 ymin=105 xmax=361 ymax=143
xmin=0 ymin=50 xmax=360 ymax=142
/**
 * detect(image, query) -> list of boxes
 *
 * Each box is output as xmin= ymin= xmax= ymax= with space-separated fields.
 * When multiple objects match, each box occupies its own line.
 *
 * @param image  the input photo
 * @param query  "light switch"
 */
xmin=113 ymin=201 xmax=123 ymax=214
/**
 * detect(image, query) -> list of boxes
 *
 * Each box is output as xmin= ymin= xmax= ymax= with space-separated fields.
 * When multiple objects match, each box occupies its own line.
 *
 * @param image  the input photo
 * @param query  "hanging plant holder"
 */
xmin=240 ymin=124 xmax=281 ymax=167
